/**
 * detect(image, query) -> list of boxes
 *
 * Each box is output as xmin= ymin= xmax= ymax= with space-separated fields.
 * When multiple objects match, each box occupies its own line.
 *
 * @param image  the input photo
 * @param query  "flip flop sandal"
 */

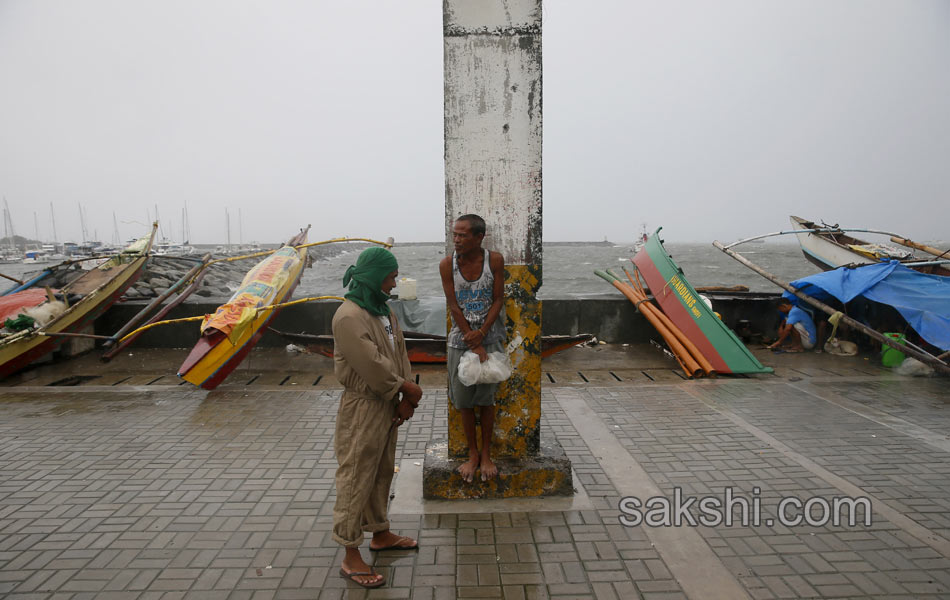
xmin=370 ymin=536 xmax=419 ymax=551
xmin=339 ymin=568 xmax=385 ymax=588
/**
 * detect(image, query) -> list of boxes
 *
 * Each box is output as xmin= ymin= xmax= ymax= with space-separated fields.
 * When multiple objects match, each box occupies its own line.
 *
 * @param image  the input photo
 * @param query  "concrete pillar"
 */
xmin=423 ymin=0 xmax=571 ymax=499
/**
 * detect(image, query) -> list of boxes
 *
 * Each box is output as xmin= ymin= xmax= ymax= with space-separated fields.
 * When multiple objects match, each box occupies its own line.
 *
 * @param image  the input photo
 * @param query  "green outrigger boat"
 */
xmin=632 ymin=229 xmax=772 ymax=375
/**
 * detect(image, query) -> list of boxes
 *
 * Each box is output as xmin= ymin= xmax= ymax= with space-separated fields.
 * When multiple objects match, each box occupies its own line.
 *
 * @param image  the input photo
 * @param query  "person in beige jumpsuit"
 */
xmin=332 ymin=247 xmax=423 ymax=589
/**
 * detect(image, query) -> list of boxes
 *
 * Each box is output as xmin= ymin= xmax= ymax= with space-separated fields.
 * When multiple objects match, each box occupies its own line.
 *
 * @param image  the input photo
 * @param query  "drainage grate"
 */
xmin=48 ymin=375 xmax=100 ymax=386
xmin=641 ymin=371 xmax=655 ymax=381
xmin=111 ymin=376 xmax=133 ymax=386
xmin=246 ymin=375 xmax=260 ymax=385
xmin=546 ymin=372 xmax=556 ymax=383
xmin=312 ymin=376 xmax=323 ymax=386
xmin=577 ymin=372 xmax=589 ymax=383
xmin=278 ymin=375 xmax=292 ymax=386
xmin=609 ymin=371 xmax=622 ymax=381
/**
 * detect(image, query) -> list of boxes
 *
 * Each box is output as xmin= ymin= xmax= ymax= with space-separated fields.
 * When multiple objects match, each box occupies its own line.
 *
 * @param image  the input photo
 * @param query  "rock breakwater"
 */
xmin=127 ymin=244 xmax=357 ymax=302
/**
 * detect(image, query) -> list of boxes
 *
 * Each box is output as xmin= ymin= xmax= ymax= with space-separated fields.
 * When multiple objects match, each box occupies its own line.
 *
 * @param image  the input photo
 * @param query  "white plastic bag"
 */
xmin=456 ymin=351 xmax=512 ymax=386
xmin=479 ymin=352 xmax=512 ymax=383
xmin=456 ymin=334 xmax=522 ymax=386
xmin=456 ymin=351 xmax=483 ymax=386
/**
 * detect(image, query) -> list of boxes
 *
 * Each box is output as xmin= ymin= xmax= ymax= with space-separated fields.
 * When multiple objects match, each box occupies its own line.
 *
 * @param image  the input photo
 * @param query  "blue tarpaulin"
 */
xmin=784 ymin=261 xmax=950 ymax=351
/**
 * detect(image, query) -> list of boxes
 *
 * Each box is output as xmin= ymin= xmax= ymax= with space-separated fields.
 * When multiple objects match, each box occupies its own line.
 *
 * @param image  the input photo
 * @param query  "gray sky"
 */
xmin=1 ymin=1 xmax=948 ymax=245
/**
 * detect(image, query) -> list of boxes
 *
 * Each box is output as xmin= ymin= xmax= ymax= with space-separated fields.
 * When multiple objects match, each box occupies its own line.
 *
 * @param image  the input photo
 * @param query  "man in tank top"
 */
xmin=439 ymin=214 xmax=506 ymax=482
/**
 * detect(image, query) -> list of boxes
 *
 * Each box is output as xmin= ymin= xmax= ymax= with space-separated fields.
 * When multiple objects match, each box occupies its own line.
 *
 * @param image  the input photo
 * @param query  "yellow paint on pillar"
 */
xmin=448 ymin=264 xmax=542 ymax=459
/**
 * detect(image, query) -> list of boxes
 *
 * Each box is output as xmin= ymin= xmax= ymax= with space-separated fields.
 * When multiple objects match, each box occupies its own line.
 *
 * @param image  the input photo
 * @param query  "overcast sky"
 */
xmin=1 ymin=1 xmax=948 ymax=246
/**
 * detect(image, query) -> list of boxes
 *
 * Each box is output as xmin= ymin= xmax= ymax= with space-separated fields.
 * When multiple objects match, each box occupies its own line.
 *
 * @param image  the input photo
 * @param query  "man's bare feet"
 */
xmin=458 ymin=453 xmax=480 ymax=483
xmin=480 ymin=450 xmax=498 ymax=481
xmin=369 ymin=530 xmax=418 ymax=551
xmin=341 ymin=548 xmax=384 ymax=587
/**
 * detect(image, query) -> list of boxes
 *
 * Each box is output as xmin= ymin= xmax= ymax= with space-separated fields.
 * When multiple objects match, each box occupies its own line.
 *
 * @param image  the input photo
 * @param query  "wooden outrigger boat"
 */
xmin=0 ymin=223 xmax=158 ymax=379
xmin=178 ymin=227 xmax=311 ymax=390
xmin=269 ymin=328 xmax=594 ymax=364
xmin=790 ymin=216 xmax=949 ymax=275
xmin=631 ymin=229 xmax=772 ymax=375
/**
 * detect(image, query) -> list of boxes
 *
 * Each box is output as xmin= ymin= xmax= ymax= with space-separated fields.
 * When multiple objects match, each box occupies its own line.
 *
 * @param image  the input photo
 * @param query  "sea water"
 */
xmin=298 ymin=242 xmax=825 ymax=299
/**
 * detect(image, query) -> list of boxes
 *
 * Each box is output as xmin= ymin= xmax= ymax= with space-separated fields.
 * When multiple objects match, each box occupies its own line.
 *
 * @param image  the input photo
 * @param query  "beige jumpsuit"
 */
xmin=331 ymin=299 xmax=412 ymax=547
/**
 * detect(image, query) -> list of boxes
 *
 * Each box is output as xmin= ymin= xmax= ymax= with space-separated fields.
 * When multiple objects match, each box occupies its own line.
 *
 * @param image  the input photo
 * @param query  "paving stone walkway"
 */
xmin=1 ymin=361 xmax=949 ymax=599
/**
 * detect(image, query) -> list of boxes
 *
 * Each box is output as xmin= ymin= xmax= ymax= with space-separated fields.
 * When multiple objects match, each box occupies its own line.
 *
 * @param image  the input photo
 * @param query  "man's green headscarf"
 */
xmin=342 ymin=247 xmax=398 ymax=316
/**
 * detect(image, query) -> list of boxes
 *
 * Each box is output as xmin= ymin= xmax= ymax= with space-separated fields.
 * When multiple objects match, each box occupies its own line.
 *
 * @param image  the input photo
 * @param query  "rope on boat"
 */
xmin=116 ymin=295 xmax=346 ymax=344
xmin=251 ymin=295 xmax=346 ymax=316
xmin=182 ymin=237 xmax=393 ymax=284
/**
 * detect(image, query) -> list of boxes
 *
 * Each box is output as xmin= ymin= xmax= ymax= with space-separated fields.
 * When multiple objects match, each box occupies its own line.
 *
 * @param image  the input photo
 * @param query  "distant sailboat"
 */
xmin=1 ymin=198 xmax=21 ymax=263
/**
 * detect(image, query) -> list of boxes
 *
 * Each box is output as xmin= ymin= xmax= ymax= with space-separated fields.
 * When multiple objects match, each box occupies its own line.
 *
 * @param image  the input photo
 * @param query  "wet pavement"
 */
xmin=0 ymin=345 xmax=949 ymax=598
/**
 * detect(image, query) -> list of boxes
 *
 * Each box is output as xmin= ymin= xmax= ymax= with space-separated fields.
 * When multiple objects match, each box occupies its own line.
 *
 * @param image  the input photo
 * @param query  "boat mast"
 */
xmin=184 ymin=202 xmax=191 ymax=244
xmin=3 ymin=198 xmax=16 ymax=251
xmin=49 ymin=203 xmax=58 ymax=248
xmin=78 ymin=203 xmax=88 ymax=245
xmin=113 ymin=212 xmax=120 ymax=246
xmin=155 ymin=204 xmax=164 ymax=241
xmin=225 ymin=208 xmax=231 ymax=252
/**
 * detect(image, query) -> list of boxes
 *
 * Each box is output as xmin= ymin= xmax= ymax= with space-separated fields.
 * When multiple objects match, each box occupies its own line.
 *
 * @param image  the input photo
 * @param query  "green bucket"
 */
xmin=881 ymin=332 xmax=906 ymax=367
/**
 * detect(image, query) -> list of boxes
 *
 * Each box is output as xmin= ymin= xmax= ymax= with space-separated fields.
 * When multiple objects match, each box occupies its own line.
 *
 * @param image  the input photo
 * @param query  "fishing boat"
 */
xmin=631 ymin=229 xmax=772 ymax=374
xmin=790 ymin=216 xmax=949 ymax=275
xmin=177 ymin=227 xmax=310 ymax=390
xmin=0 ymin=223 xmax=157 ymax=379
xmin=269 ymin=328 xmax=594 ymax=363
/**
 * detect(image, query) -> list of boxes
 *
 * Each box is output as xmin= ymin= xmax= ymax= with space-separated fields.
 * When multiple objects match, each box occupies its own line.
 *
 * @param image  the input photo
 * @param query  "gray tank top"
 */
xmin=448 ymin=249 xmax=506 ymax=349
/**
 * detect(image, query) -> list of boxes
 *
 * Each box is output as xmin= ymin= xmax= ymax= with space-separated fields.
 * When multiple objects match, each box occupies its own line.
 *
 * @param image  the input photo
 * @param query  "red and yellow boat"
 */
xmin=178 ymin=227 xmax=310 ymax=389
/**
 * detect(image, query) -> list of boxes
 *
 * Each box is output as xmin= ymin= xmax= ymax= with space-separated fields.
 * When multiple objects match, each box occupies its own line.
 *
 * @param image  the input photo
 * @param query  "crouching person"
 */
xmin=769 ymin=298 xmax=817 ymax=352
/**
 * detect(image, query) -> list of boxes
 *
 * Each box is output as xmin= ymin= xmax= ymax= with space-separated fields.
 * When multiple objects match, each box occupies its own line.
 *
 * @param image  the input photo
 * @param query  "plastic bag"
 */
xmin=457 ymin=351 xmax=512 ymax=386
xmin=456 ymin=351 xmax=481 ymax=386
xmin=895 ymin=357 xmax=934 ymax=377
xmin=480 ymin=352 xmax=512 ymax=383
xmin=456 ymin=334 xmax=522 ymax=386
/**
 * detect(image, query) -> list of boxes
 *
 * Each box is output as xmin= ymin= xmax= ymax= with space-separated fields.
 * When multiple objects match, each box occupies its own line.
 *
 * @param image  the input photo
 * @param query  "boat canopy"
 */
xmin=784 ymin=261 xmax=950 ymax=351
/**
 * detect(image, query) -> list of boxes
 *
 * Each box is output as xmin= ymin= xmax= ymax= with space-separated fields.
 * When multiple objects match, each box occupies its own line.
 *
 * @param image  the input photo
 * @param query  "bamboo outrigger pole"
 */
xmin=0 ymin=272 xmax=24 ymax=285
xmin=618 ymin=266 xmax=717 ymax=376
xmin=113 ymin=295 xmax=346 ymax=344
xmin=889 ymin=237 xmax=949 ymax=259
xmin=199 ymin=236 xmax=394 ymax=270
xmin=595 ymin=269 xmax=704 ymax=378
xmin=712 ymin=240 xmax=950 ymax=375
xmin=889 ymin=237 xmax=950 ymax=273
xmin=100 ymin=254 xmax=214 ymax=361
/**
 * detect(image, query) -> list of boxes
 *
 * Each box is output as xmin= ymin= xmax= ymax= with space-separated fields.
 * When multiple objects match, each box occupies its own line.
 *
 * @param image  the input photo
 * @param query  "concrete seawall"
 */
xmin=96 ymin=294 xmax=782 ymax=348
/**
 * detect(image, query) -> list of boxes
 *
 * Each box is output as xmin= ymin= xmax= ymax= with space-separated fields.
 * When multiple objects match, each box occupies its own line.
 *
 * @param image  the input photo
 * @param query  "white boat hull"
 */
xmin=789 ymin=217 xmax=876 ymax=271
